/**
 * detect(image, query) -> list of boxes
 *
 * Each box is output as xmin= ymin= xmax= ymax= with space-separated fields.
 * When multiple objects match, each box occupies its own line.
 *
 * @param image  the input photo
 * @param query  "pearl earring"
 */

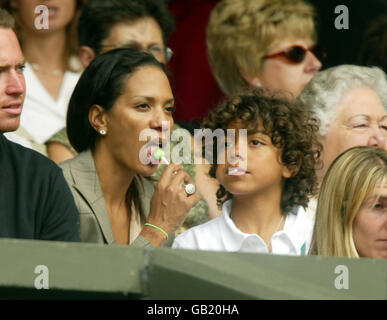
xmin=99 ymin=129 xmax=106 ymax=135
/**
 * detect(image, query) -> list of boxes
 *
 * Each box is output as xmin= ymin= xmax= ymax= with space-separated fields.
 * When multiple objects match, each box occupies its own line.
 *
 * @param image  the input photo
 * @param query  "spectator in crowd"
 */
xmin=49 ymin=0 xmax=221 ymax=230
xmin=173 ymin=89 xmax=321 ymax=255
xmin=0 ymin=9 xmax=80 ymax=241
xmin=298 ymin=65 xmax=387 ymax=218
xmin=60 ymin=48 xmax=200 ymax=246
xmin=77 ymin=0 xmax=175 ymax=66
xmin=309 ymin=146 xmax=387 ymax=259
xmin=358 ymin=14 xmax=387 ymax=73
xmin=207 ymin=0 xmax=322 ymax=99
xmin=47 ymin=0 xmax=175 ymax=161
xmin=1 ymin=0 xmax=85 ymax=161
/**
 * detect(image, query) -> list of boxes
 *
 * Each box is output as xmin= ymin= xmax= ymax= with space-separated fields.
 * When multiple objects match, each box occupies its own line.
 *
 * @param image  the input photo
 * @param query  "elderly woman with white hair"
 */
xmin=298 ymin=64 xmax=387 ymax=217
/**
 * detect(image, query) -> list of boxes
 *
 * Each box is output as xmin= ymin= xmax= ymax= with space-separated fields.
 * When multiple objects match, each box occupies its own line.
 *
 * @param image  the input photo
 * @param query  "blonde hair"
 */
xmin=207 ymin=0 xmax=316 ymax=96
xmin=309 ymin=146 xmax=387 ymax=257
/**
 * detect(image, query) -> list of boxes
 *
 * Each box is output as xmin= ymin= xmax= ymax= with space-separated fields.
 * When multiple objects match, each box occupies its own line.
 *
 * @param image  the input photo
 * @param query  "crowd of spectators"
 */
xmin=0 ymin=0 xmax=386 ymax=263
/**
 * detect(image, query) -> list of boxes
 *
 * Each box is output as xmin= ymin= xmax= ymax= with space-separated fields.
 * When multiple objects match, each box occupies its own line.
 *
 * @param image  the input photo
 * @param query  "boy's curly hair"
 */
xmin=202 ymin=89 xmax=322 ymax=214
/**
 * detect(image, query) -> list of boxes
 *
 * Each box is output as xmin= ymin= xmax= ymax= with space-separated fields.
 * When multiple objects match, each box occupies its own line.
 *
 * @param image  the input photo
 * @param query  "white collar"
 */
xmin=218 ymin=200 xmax=312 ymax=253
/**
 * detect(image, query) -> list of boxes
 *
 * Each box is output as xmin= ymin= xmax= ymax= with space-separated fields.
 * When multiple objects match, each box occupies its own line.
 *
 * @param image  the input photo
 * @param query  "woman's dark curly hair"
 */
xmin=202 ymin=89 xmax=322 ymax=214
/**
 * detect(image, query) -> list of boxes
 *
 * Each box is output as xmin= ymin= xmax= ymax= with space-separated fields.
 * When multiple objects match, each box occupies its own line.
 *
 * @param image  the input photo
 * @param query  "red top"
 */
xmin=167 ymin=0 xmax=224 ymax=124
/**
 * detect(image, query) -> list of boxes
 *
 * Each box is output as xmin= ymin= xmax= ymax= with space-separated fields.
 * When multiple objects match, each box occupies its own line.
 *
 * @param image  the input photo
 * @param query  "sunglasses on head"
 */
xmin=264 ymin=45 xmax=326 ymax=64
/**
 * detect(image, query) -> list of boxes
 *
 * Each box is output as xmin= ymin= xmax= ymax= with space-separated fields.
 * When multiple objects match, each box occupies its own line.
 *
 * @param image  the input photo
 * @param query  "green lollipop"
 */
xmin=153 ymin=147 xmax=169 ymax=164
xmin=153 ymin=147 xmax=194 ymax=194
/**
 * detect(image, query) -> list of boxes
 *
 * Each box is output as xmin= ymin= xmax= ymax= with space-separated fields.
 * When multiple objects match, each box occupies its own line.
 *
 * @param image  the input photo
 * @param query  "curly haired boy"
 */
xmin=173 ymin=89 xmax=322 ymax=255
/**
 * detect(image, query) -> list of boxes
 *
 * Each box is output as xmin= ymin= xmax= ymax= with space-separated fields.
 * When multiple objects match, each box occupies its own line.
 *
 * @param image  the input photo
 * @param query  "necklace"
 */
xmin=30 ymin=63 xmax=63 ymax=77
xmin=267 ymin=215 xmax=284 ymax=253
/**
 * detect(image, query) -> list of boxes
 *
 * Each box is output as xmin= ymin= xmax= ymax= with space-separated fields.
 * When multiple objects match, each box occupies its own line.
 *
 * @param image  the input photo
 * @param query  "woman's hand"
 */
xmin=141 ymin=163 xmax=200 ymax=246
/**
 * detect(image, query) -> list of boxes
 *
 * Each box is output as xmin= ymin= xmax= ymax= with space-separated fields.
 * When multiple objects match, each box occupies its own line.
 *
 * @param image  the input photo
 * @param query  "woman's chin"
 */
xmin=137 ymin=163 xmax=159 ymax=177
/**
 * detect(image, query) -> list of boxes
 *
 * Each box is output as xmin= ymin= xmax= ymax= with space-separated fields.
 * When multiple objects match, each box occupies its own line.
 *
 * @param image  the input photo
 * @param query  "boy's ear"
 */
xmin=282 ymin=165 xmax=293 ymax=179
xmin=282 ymin=159 xmax=302 ymax=179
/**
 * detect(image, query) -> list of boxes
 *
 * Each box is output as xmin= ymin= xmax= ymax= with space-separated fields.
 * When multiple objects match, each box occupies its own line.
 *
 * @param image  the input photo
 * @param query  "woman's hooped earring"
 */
xmin=99 ymin=129 xmax=107 ymax=135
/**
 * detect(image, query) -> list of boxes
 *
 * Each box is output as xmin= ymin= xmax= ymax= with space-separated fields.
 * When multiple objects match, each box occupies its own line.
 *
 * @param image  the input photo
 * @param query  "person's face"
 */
xmin=11 ymin=0 xmax=76 ymax=32
xmin=353 ymin=186 xmax=387 ymax=259
xmin=101 ymin=66 xmax=174 ymax=176
xmin=216 ymin=119 xmax=291 ymax=197
xmin=101 ymin=17 xmax=167 ymax=64
xmin=256 ymin=38 xmax=322 ymax=98
xmin=321 ymin=87 xmax=387 ymax=178
xmin=0 ymin=28 xmax=26 ymax=134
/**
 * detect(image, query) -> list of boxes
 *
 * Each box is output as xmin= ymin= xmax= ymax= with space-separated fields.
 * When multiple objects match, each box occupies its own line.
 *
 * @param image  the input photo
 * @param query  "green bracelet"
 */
xmin=144 ymin=223 xmax=169 ymax=239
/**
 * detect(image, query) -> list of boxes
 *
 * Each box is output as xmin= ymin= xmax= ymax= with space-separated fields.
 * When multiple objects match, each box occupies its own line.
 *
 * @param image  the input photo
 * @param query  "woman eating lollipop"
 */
xmin=60 ymin=48 xmax=200 ymax=246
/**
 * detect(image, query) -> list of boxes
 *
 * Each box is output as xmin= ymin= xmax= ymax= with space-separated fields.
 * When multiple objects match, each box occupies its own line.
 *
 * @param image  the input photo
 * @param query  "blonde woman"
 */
xmin=207 ymin=0 xmax=322 ymax=98
xmin=309 ymin=146 xmax=387 ymax=259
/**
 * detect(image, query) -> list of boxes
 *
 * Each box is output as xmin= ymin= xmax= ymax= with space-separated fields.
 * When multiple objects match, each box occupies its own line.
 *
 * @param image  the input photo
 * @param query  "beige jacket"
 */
xmin=59 ymin=149 xmax=157 ymax=247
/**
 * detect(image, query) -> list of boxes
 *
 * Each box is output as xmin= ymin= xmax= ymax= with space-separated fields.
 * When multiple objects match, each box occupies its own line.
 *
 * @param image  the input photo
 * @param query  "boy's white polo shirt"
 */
xmin=172 ymin=200 xmax=315 ymax=255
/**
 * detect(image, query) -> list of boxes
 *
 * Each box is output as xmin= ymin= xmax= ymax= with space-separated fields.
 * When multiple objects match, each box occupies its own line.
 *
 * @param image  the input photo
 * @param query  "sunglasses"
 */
xmin=264 ymin=45 xmax=326 ymax=64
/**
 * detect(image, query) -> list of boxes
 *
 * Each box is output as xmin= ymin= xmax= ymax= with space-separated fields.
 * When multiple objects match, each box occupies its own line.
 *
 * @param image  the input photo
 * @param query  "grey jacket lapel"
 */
xmin=69 ymin=150 xmax=116 ymax=244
